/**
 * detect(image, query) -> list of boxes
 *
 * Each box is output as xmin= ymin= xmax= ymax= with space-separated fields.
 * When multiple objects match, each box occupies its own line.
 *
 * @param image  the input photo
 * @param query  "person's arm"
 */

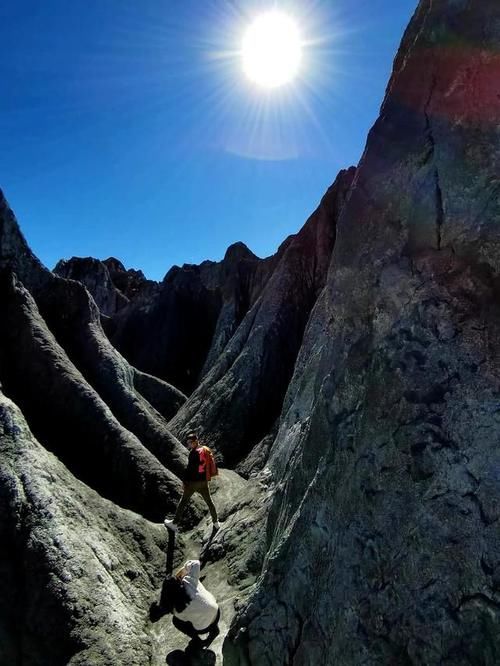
xmin=183 ymin=449 xmax=199 ymax=482
xmin=182 ymin=559 xmax=201 ymax=584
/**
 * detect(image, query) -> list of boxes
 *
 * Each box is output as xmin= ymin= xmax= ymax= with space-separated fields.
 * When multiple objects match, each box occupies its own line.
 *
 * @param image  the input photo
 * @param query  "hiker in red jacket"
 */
xmin=164 ymin=432 xmax=219 ymax=532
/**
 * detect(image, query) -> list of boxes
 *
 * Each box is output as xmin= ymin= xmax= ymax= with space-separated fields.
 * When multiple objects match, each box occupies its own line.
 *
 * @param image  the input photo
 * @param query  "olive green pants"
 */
xmin=174 ymin=481 xmax=218 ymax=524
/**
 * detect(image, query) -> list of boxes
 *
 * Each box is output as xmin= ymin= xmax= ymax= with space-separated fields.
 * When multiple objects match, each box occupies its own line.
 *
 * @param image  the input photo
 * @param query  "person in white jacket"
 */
xmin=150 ymin=559 xmax=220 ymax=647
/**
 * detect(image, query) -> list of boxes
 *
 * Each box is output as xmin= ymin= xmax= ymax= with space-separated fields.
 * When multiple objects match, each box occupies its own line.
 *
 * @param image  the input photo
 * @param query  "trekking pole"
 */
xmin=165 ymin=530 xmax=175 ymax=576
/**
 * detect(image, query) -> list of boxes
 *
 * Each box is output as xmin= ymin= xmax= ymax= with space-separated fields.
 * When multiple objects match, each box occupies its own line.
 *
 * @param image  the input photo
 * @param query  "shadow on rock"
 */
xmin=166 ymin=644 xmax=216 ymax=665
xmin=165 ymin=528 xmax=176 ymax=575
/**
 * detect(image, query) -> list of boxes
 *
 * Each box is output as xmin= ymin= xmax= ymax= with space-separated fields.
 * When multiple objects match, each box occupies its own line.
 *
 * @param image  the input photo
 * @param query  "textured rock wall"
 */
xmin=0 ymin=192 xmax=187 ymax=521
xmin=106 ymin=242 xmax=275 ymax=395
xmin=0 ymin=390 xmax=166 ymax=665
xmin=225 ymin=1 xmax=500 ymax=664
xmin=169 ymin=168 xmax=355 ymax=467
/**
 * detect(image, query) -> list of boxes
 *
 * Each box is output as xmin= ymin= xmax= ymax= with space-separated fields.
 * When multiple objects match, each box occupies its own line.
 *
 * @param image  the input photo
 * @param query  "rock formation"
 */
xmin=0 ymin=390 xmax=167 ymax=665
xmin=0 ymin=193 xmax=187 ymax=521
xmin=224 ymin=0 xmax=500 ymax=663
xmin=3 ymin=0 xmax=500 ymax=664
xmin=54 ymin=256 xmax=158 ymax=318
xmin=169 ymin=168 xmax=355 ymax=468
xmin=104 ymin=242 xmax=277 ymax=396
xmin=0 ymin=193 xmax=267 ymax=664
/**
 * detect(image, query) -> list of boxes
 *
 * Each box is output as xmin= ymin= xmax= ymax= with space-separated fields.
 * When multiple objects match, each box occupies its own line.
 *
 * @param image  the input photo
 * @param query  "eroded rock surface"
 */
xmin=3 ymin=1 xmax=500 ymax=664
xmin=0 ymin=390 xmax=167 ymax=665
xmin=224 ymin=1 xmax=500 ymax=664
xmin=54 ymin=256 xmax=158 ymax=317
xmin=0 ymin=192 xmax=187 ymax=520
xmin=169 ymin=168 xmax=355 ymax=467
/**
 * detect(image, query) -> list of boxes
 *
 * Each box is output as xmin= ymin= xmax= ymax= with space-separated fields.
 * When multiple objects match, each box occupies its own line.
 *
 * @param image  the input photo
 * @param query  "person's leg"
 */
xmin=173 ymin=484 xmax=195 ymax=523
xmin=149 ymin=601 xmax=165 ymax=623
xmin=196 ymin=483 xmax=218 ymax=523
xmin=199 ymin=609 xmax=221 ymax=646
xmin=172 ymin=615 xmax=198 ymax=639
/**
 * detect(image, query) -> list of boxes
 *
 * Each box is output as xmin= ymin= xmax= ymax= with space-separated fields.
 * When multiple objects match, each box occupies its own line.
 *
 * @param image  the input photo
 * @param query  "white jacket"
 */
xmin=174 ymin=560 xmax=219 ymax=631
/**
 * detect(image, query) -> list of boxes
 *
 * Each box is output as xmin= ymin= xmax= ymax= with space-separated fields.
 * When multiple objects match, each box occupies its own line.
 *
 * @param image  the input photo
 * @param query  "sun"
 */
xmin=242 ymin=11 xmax=302 ymax=89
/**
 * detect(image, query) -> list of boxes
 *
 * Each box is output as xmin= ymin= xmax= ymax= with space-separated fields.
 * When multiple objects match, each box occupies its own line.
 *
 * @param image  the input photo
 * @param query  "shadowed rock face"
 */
xmin=54 ymin=256 xmax=159 ymax=318
xmin=105 ymin=242 xmax=277 ymax=395
xmin=169 ymin=168 xmax=355 ymax=467
xmin=224 ymin=1 xmax=500 ymax=664
xmin=0 ymin=193 xmax=187 ymax=521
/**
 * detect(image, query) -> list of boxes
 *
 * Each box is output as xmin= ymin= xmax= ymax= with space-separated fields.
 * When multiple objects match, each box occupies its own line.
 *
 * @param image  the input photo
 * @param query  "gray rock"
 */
xmin=224 ymin=1 xmax=500 ymax=664
xmin=0 ymin=191 xmax=187 ymax=520
xmin=106 ymin=242 xmax=275 ymax=396
xmin=0 ymin=389 xmax=167 ymax=665
xmin=170 ymin=169 xmax=355 ymax=467
xmin=54 ymin=256 xmax=159 ymax=318
xmin=54 ymin=256 xmax=129 ymax=316
xmin=0 ymin=270 xmax=180 ymax=519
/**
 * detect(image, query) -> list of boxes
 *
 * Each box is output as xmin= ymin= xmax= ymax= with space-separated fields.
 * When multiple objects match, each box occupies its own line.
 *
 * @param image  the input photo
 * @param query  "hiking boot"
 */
xmin=163 ymin=518 xmax=179 ymax=532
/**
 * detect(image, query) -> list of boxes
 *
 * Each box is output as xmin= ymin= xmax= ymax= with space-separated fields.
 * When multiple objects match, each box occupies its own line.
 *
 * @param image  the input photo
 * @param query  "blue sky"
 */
xmin=0 ymin=0 xmax=417 ymax=280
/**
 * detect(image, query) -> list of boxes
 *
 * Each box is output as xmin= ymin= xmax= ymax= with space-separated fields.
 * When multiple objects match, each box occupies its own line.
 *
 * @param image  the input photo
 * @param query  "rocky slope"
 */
xmin=224 ymin=0 xmax=500 ymax=664
xmin=0 ymin=390 xmax=167 ymax=665
xmin=0 ymin=193 xmax=187 ymax=521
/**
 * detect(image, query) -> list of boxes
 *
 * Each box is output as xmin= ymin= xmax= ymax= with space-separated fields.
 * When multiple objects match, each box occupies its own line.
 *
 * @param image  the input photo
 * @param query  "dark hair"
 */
xmin=186 ymin=432 xmax=198 ymax=441
xmin=159 ymin=575 xmax=191 ymax=614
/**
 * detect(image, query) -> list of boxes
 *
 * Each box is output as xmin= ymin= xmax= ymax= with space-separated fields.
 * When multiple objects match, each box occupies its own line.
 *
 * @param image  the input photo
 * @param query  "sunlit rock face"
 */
xmin=225 ymin=0 xmax=500 ymax=664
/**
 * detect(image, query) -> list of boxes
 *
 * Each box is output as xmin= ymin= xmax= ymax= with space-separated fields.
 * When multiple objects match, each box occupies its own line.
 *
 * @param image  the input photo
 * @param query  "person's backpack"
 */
xmin=198 ymin=446 xmax=218 ymax=481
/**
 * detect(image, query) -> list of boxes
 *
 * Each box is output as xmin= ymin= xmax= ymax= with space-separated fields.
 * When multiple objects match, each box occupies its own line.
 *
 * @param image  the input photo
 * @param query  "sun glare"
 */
xmin=242 ymin=11 xmax=302 ymax=88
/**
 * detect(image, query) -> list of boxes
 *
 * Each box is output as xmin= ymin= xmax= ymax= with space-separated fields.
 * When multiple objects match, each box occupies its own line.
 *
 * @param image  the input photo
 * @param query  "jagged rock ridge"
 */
xmin=0 ymin=160 xmax=351 ymax=661
xmin=54 ymin=256 xmax=159 ymax=318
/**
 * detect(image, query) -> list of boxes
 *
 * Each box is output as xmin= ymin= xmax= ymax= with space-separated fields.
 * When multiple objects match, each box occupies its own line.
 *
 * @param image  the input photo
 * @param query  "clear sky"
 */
xmin=0 ymin=0 xmax=418 ymax=280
